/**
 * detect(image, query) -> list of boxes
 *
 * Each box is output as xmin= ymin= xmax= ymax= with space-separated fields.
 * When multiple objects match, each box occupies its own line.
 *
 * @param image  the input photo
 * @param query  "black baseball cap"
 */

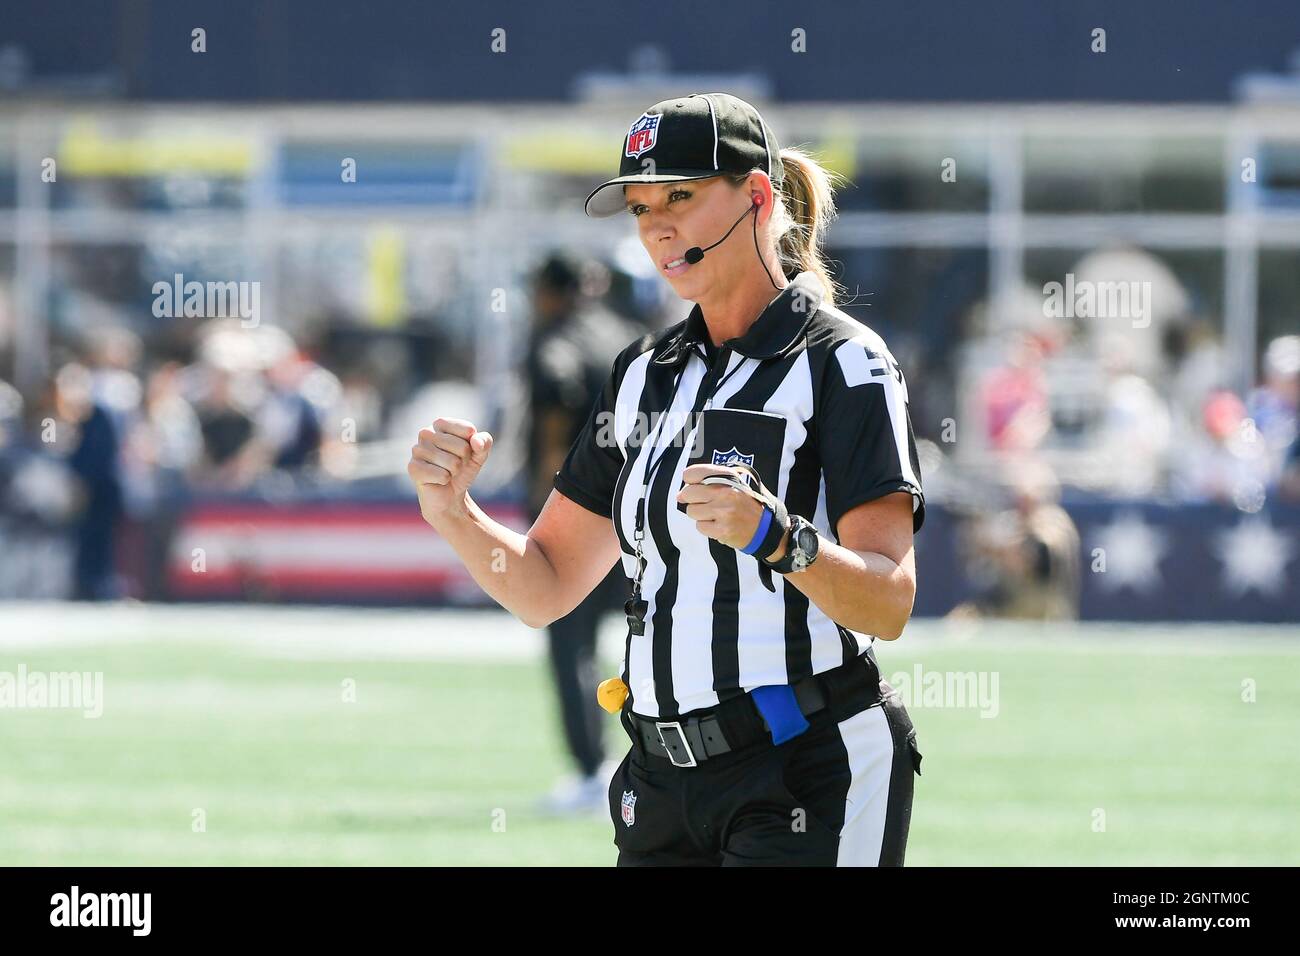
xmin=584 ymin=92 xmax=784 ymax=219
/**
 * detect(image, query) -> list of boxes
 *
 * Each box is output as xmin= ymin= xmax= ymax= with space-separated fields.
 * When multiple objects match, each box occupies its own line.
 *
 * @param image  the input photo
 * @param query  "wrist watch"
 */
xmin=761 ymin=513 xmax=820 ymax=574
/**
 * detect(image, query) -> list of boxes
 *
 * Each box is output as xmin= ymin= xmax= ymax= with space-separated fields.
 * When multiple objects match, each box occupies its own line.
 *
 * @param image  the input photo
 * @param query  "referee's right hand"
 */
xmin=408 ymin=417 xmax=493 ymax=524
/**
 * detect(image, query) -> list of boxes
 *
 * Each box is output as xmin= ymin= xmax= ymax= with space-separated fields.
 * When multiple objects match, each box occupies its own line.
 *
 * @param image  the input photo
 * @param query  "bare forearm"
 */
xmin=428 ymin=494 xmax=559 ymax=628
xmin=772 ymin=534 xmax=915 ymax=639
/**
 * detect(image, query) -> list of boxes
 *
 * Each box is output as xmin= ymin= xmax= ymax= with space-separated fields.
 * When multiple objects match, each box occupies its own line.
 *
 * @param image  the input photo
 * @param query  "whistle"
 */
xmin=597 ymin=677 xmax=630 ymax=714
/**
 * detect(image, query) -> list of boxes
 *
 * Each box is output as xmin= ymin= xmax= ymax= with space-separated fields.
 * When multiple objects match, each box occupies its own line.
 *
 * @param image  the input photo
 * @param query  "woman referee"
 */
xmin=407 ymin=92 xmax=925 ymax=866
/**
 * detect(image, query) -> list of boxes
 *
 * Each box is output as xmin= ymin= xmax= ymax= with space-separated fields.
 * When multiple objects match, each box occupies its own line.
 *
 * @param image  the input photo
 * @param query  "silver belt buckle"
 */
xmin=654 ymin=720 xmax=699 ymax=767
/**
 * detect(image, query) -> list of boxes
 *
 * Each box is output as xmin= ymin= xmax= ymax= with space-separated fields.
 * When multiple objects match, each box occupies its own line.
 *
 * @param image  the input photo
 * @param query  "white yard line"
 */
xmin=0 ymin=602 xmax=1295 ymax=662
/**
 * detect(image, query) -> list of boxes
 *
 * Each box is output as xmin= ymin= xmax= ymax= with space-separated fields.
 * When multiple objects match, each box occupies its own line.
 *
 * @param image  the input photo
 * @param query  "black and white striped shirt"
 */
xmin=553 ymin=270 xmax=925 ymax=719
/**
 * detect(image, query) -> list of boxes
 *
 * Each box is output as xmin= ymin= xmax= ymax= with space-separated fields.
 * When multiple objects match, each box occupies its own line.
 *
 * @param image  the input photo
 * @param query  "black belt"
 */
xmin=624 ymin=651 xmax=883 ymax=768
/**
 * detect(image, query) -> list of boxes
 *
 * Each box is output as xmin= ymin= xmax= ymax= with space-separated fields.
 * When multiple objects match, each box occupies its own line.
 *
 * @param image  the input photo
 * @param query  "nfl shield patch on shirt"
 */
xmin=712 ymin=445 xmax=755 ymax=468
xmin=621 ymin=789 xmax=637 ymax=826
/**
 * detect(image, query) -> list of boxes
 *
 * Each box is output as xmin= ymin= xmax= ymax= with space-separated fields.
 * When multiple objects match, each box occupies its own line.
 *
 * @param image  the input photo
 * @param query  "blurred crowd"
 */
xmin=934 ymin=247 xmax=1300 ymax=620
xmin=0 ymin=320 xmax=353 ymax=599
xmin=0 ymin=251 xmax=664 ymax=601
xmin=0 ymin=243 xmax=1297 ymax=613
xmin=957 ymin=250 xmax=1300 ymax=505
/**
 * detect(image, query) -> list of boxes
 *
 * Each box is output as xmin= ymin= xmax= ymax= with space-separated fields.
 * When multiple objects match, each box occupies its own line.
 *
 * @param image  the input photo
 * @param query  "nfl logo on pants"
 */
xmin=621 ymin=789 xmax=637 ymax=827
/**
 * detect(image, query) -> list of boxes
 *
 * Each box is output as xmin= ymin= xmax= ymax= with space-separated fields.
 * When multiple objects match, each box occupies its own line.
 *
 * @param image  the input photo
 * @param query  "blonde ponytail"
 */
xmin=773 ymin=147 xmax=844 ymax=305
xmin=725 ymin=145 xmax=845 ymax=305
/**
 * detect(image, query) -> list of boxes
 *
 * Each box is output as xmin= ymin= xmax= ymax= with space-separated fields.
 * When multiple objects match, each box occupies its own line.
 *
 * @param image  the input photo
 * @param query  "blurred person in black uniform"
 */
xmin=525 ymin=252 xmax=642 ymax=815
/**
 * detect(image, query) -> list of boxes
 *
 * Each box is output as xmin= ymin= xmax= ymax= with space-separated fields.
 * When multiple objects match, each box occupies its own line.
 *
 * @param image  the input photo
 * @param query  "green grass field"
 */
xmin=1 ymin=606 xmax=1296 ymax=865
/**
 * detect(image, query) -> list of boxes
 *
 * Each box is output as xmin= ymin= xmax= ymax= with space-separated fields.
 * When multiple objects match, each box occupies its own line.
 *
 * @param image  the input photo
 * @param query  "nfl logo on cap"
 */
xmin=621 ymin=789 xmax=637 ymax=826
xmin=625 ymin=113 xmax=660 ymax=159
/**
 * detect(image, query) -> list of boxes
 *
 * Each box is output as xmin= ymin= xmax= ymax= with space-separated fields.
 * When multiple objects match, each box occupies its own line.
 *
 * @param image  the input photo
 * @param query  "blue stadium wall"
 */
xmin=5 ymin=0 xmax=1300 ymax=104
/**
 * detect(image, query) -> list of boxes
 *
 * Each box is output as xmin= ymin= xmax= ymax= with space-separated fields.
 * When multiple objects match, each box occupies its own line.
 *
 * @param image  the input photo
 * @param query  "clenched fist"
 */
xmin=408 ymin=417 xmax=494 ymax=524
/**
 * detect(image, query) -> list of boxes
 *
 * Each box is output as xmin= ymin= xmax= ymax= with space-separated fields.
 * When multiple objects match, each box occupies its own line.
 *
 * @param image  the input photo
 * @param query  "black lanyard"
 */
xmin=625 ymin=344 xmax=749 ymax=634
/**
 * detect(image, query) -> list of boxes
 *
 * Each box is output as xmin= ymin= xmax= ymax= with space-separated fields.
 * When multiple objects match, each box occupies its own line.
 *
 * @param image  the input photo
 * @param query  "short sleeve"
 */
xmin=818 ymin=337 xmax=925 ymax=536
xmin=552 ymin=357 xmax=624 ymax=519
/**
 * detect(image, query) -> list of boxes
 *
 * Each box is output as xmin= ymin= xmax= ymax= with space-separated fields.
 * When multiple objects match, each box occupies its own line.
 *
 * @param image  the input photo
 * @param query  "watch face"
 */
xmin=790 ymin=521 xmax=818 ymax=570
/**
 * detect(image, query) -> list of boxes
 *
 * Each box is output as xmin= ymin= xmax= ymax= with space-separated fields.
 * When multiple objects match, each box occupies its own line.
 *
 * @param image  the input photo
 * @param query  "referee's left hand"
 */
xmin=676 ymin=463 xmax=770 ymax=551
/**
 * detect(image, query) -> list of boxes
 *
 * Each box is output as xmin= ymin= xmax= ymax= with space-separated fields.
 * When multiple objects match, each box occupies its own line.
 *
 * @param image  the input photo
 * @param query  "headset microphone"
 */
xmin=680 ymin=196 xmax=783 ymax=291
xmin=683 ymin=201 xmax=757 ymax=264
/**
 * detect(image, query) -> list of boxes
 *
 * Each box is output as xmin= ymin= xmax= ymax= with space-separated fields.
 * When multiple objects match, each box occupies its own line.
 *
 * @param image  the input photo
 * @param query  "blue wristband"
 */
xmin=740 ymin=506 xmax=773 ymax=555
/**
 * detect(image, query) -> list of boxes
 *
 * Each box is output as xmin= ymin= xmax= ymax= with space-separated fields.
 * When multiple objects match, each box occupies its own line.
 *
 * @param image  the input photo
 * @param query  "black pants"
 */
xmin=606 ymin=676 xmax=922 ymax=866
xmin=546 ymin=564 xmax=625 ymax=778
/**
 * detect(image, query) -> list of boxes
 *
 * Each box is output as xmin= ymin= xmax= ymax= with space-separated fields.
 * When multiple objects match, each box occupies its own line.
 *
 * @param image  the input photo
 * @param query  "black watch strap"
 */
xmin=762 ymin=514 xmax=810 ymax=574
